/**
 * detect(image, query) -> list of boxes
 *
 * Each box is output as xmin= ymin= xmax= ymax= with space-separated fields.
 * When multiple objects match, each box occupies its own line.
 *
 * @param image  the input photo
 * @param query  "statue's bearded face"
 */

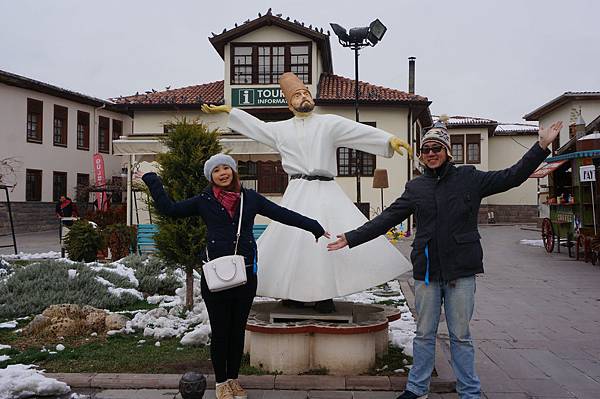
xmin=289 ymin=89 xmax=315 ymax=113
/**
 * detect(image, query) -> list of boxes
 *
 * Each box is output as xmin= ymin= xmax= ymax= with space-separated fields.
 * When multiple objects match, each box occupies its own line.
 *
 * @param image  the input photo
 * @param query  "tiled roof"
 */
xmin=524 ymin=91 xmax=600 ymax=121
xmin=436 ymin=115 xmax=497 ymax=127
xmin=0 ymin=69 xmax=120 ymax=109
xmin=317 ymin=73 xmax=428 ymax=103
xmin=112 ymin=81 xmax=224 ymax=106
xmin=209 ymin=10 xmax=333 ymax=73
xmin=113 ymin=73 xmax=429 ymax=107
xmin=493 ymin=123 xmax=538 ymax=136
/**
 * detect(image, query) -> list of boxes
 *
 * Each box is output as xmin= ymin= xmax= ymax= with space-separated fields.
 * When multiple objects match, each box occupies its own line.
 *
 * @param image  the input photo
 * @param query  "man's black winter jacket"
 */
xmin=345 ymin=143 xmax=550 ymax=282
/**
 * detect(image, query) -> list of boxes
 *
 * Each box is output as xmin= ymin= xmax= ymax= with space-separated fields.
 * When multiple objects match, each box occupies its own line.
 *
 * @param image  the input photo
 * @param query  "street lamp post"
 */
xmin=330 ymin=19 xmax=387 ymax=209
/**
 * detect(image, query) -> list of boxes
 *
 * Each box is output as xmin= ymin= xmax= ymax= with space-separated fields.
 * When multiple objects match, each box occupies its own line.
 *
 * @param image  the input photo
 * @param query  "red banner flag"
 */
xmin=93 ymin=153 xmax=108 ymax=211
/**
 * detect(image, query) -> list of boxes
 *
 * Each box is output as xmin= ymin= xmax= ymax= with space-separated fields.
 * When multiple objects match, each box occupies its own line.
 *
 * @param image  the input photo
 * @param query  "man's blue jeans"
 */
xmin=406 ymin=276 xmax=481 ymax=399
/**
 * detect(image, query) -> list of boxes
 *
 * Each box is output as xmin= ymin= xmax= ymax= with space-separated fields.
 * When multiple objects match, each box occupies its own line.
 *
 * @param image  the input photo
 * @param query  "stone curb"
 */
xmin=46 ymin=373 xmax=454 ymax=392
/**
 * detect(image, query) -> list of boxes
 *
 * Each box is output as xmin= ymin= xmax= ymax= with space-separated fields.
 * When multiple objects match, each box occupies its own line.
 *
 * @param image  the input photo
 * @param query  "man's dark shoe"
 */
xmin=282 ymin=299 xmax=305 ymax=308
xmin=396 ymin=390 xmax=427 ymax=399
xmin=314 ymin=299 xmax=336 ymax=313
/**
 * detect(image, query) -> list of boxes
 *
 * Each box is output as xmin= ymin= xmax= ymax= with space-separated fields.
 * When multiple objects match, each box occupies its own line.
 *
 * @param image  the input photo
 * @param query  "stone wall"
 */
xmin=479 ymin=205 xmax=539 ymax=224
xmin=0 ymin=202 xmax=58 ymax=235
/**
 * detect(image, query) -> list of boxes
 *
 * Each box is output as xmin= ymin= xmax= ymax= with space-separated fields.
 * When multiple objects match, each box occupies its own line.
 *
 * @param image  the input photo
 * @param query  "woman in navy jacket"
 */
xmin=140 ymin=153 xmax=328 ymax=399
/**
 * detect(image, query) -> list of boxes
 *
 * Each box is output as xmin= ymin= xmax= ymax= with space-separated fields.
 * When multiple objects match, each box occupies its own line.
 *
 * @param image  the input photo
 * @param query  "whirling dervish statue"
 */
xmin=203 ymin=72 xmax=412 ymax=312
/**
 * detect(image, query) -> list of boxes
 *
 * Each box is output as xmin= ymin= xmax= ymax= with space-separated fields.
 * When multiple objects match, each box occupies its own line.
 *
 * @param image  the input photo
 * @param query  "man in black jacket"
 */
xmin=328 ymin=117 xmax=562 ymax=399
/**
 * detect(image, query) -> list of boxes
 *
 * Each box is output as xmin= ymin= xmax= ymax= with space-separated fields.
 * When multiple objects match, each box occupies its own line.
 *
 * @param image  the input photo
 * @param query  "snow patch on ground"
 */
xmin=520 ymin=239 xmax=545 ymax=247
xmin=389 ymin=311 xmax=417 ymax=357
xmin=0 ymin=321 xmax=17 ymax=329
xmin=1 ymin=251 xmax=61 ymax=260
xmin=0 ymin=364 xmax=71 ymax=398
xmin=89 ymin=261 xmax=139 ymax=287
xmin=181 ymin=324 xmax=211 ymax=346
xmin=107 ymin=287 xmax=144 ymax=300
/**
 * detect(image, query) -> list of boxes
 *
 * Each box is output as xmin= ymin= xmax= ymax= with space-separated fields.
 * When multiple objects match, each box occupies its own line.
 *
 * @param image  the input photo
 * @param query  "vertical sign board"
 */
xmin=580 ymin=165 xmax=597 ymax=234
xmin=580 ymin=165 xmax=596 ymax=182
xmin=93 ymin=153 xmax=108 ymax=211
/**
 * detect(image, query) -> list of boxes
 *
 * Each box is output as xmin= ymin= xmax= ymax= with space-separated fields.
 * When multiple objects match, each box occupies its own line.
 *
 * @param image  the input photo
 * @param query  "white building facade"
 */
xmin=0 ymin=70 xmax=132 ymax=234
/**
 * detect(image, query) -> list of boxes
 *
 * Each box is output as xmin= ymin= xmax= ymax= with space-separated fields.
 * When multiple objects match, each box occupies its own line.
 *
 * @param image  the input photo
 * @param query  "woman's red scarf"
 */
xmin=212 ymin=186 xmax=240 ymax=218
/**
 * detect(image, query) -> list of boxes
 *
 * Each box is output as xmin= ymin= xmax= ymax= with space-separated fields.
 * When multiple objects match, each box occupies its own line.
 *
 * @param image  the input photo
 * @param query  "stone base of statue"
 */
xmin=244 ymin=300 xmax=400 ymax=375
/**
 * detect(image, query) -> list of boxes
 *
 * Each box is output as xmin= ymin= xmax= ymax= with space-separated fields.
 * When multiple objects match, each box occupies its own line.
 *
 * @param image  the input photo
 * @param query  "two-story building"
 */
xmin=0 ymin=69 xmax=132 ymax=234
xmin=441 ymin=116 xmax=541 ymax=223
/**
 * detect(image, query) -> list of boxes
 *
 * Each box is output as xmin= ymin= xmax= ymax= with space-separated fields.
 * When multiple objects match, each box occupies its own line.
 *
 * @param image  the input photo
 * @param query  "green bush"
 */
xmin=95 ymin=269 xmax=136 ymax=289
xmin=105 ymin=224 xmax=135 ymax=261
xmin=0 ymin=261 xmax=139 ymax=319
xmin=64 ymin=220 xmax=104 ymax=262
xmin=121 ymin=255 xmax=181 ymax=296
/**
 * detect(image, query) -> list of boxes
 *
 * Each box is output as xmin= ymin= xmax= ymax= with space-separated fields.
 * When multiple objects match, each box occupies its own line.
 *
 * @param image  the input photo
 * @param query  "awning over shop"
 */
xmin=112 ymin=139 xmax=169 ymax=155
xmin=112 ymin=137 xmax=278 ymax=156
xmin=529 ymin=160 xmax=567 ymax=178
xmin=545 ymin=149 xmax=600 ymax=163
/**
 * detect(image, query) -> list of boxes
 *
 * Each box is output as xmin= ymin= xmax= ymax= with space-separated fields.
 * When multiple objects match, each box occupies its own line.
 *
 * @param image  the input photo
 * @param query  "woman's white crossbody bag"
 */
xmin=202 ymin=193 xmax=248 ymax=292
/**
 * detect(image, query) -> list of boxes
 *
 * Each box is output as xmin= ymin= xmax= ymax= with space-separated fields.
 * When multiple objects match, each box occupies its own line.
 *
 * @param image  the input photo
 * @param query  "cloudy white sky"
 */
xmin=1 ymin=0 xmax=598 ymax=123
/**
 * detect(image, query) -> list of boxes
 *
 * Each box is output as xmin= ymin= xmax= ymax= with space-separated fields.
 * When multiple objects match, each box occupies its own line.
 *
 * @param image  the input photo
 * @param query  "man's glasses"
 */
xmin=420 ymin=145 xmax=444 ymax=155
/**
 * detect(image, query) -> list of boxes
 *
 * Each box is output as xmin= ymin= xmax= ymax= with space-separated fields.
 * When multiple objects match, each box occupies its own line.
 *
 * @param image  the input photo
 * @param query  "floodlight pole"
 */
xmin=354 ymin=44 xmax=362 ymax=203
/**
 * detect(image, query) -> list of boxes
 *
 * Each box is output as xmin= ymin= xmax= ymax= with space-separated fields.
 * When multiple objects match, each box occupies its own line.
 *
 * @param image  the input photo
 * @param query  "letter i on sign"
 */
xmin=242 ymin=90 xmax=250 ymax=105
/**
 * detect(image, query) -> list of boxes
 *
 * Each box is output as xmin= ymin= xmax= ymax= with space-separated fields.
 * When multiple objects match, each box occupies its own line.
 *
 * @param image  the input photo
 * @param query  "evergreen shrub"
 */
xmin=64 ymin=220 xmax=104 ymax=262
xmin=0 ymin=261 xmax=139 ymax=319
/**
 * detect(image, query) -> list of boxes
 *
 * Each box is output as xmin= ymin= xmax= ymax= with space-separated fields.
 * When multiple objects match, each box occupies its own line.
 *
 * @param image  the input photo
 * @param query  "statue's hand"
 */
xmin=201 ymin=104 xmax=232 ymax=114
xmin=390 ymin=137 xmax=413 ymax=159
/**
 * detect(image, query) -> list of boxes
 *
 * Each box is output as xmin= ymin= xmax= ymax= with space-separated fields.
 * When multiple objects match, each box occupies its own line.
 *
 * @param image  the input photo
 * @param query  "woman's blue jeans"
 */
xmin=406 ymin=276 xmax=481 ymax=399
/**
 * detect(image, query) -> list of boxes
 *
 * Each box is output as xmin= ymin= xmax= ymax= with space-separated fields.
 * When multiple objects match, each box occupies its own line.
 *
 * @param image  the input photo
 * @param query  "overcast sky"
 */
xmin=2 ymin=0 xmax=598 ymax=123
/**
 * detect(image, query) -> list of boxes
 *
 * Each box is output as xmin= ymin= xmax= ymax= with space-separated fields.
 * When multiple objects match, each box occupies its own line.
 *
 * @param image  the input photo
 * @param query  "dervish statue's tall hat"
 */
xmin=279 ymin=72 xmax=309 ymax=104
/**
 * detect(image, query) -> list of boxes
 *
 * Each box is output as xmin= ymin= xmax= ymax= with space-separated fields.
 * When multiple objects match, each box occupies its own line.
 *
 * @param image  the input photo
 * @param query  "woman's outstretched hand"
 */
xmin=327 ymin=234 xmax=348 ymax=251
xmin=317 ymin=231 xmax=331 ymax=242
xmin=132 ymin=170 xmax=146 ymax=180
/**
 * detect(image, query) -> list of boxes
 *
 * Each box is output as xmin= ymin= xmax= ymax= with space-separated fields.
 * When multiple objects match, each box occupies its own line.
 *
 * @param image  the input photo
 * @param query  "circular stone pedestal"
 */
xmin=244 ymin=301 xmax=400 ymax=375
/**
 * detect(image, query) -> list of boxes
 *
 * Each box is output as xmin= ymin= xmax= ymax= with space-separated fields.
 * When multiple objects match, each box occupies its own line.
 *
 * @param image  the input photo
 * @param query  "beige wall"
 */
xmin=538 ymin=100 xmax=600 ymax=146
xmin=223 ymin=25 xmax=323 ymax=107
xmin=487 ymin=135 xmax=539 ymax=206
xmin=447 ymin=126 xmax=490 ymax=203
xmin=0 ymin=82 xmax=132 ymax=202
xmin=132 ymin=110 xmax=228 ymax=134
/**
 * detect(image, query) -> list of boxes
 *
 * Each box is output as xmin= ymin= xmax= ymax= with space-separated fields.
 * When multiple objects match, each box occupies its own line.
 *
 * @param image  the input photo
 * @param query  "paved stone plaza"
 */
xmin=5 ymin=225 xmax=600 ymax=398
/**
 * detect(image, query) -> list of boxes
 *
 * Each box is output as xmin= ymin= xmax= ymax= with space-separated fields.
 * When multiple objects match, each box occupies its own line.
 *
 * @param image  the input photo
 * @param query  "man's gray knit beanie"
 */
xmin=203 ymin=153 xmax=237 ymax=182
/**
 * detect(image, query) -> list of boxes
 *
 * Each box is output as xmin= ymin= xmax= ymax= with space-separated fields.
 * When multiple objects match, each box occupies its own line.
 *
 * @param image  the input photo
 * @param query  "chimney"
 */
xmin=408 ymin=57 xmax=416 ymax=94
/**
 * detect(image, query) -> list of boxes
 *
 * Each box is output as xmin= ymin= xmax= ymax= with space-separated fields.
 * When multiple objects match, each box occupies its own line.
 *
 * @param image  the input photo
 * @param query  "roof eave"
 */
xmin=112 ymin=101 xmax=223 ymax=111
xmin=209 ymin=14 xmax=333 ymax=73
xmin=524 ymin=92 xmax=600 ymax=121
xmin=315 ymin=99 xmax=430 ymax=106
xmin=0 ymin=69 xmax=129 ymax=113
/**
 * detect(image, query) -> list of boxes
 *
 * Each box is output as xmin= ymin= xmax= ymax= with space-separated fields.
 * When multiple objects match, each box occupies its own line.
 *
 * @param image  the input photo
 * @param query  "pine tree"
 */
xmin=152 ymin=119 xmax=222 ymax=309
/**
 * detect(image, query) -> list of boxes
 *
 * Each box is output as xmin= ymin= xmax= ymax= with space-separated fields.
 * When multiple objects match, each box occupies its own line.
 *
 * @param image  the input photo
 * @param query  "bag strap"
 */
xmin=205 ymin=191 xmax=244 ymax=261
xmin=233 ymin=192 xmax=244 ymax=255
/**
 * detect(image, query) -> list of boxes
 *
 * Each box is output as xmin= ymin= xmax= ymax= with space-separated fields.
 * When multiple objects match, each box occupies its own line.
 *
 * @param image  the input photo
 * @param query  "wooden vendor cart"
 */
xmin=531 ymin=132 xmax=600 ymax=263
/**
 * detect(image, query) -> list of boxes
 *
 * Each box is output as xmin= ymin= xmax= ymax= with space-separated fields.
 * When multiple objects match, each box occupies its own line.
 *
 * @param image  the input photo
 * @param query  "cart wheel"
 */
xmin=541 ymin=218 xmax=554 ymax=253
xmin=576 ymin=235 xmax=586 ymax=261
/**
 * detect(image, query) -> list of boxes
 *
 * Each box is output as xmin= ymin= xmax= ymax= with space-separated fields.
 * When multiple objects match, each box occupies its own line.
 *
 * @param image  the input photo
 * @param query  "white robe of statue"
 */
xmin=228 ymin=107 xmax=412 ymax=301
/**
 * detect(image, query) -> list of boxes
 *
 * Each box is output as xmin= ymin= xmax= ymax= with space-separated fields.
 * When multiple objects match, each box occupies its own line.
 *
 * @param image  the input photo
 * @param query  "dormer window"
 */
xmin=231 ymin=43 xmax=311 ymax=85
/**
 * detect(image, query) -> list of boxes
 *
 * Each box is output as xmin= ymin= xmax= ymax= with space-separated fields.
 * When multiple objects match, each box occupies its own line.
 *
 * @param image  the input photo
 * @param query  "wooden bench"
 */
xmin=252 ymin=224 xmax=268 ymax=240
xmin=137 ymin=223 xmax=158 ymax=255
